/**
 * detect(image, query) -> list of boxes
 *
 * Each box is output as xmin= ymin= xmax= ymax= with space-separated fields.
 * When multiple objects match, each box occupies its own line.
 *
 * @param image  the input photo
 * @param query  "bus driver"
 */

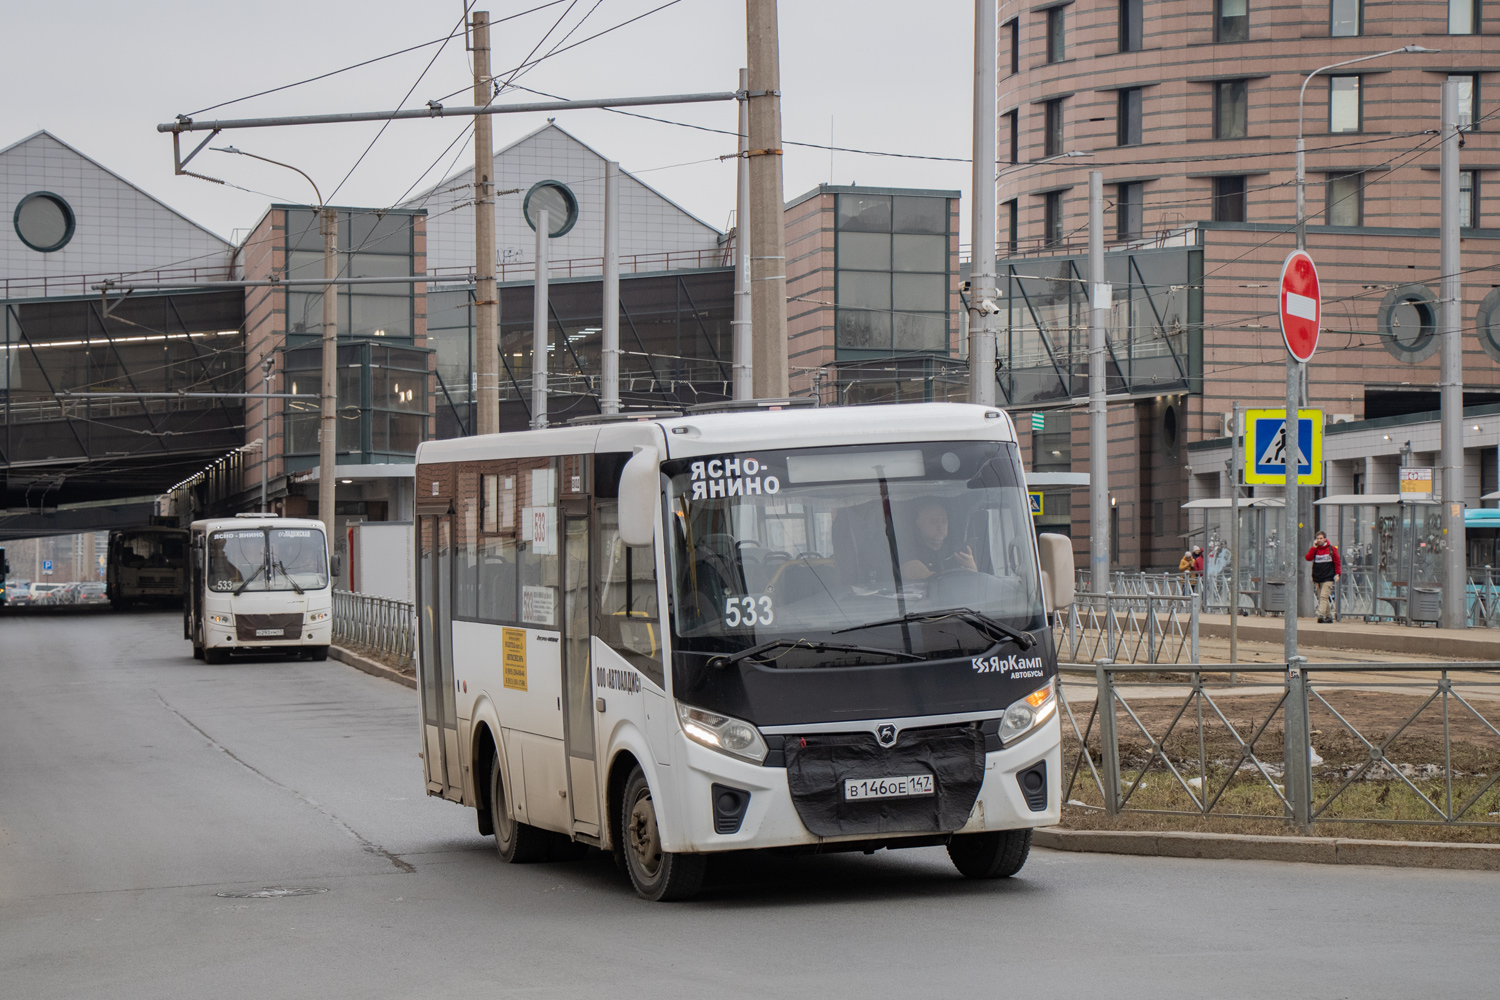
xmin=901 ymin=501 xmax=977 ymax=581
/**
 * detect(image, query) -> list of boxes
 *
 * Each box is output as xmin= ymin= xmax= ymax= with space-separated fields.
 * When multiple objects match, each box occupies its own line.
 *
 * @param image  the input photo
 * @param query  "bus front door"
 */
xmin=420 ymin=514 xmax=463 ymax=799
xmin=561 ymin=503 xmax=601 ymax=838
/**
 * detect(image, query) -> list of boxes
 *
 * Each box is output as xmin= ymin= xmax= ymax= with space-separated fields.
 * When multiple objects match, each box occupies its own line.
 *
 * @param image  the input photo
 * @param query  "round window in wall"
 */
xmin=1476 ymin=288 xmax=1500 ymax=364
xmin=522 ymin=180 xmax=578 ymax=238
xmin=1377 ymin=283 xmax=1440 ymax=363
xmin=14 ymin=191 xmax=76 ymax=253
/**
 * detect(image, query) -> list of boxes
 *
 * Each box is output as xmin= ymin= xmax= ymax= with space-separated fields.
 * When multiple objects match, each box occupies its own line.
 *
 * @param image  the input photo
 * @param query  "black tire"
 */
xmin=192 ymin=643 xmax=205 ymax=661
xmin=948 ymin=828 xmax=1033 ymax=879
xmin=204 ymin=646 xmax=229 ymax=665
xmin=305 ymin=645 xmax=329 ymax=662
xmin=489 ymin=755 xmax=550 ymax=863
xmin=621 ymin=766 xmax=705 ymax=901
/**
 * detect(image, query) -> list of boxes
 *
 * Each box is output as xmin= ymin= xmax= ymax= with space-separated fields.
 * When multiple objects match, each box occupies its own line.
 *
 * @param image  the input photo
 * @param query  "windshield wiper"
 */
xmin=834 ymin=607 xmax=1036 ymax=650
xmin=232 ymin=558 xmax=267 ymax=596
xmin=710 ymin=639 xmax=925 ymax=670
xmin=274 ymin=559 xmax=304 ymax=595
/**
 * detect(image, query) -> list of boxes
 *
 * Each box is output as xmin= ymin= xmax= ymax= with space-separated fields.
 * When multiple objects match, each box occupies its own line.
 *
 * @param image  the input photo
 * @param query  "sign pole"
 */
xmin=1284 ymin=363 xmax=1299 ymax=661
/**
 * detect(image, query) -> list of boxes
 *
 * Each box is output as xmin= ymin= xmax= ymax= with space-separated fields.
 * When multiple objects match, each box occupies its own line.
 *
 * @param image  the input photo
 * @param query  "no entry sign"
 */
xmin=1278 ymin=249 xmax=1321 ymax=362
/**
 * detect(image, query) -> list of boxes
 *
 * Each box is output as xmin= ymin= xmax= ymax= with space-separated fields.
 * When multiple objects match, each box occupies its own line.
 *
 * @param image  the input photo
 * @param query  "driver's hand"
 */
xmin=953 ymin=546 xmax=976 ymax=572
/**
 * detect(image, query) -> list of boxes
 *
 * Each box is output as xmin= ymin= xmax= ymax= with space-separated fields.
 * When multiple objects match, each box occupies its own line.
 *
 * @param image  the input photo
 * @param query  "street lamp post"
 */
xmin=214 ymin=146 xmax=336 ymax=540
xmin=1287 ymin=45 xmax=1433 ymax=659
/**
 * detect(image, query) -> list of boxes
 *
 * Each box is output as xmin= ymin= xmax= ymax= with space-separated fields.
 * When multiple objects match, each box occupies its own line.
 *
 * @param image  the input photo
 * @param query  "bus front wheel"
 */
xmin=948 ymin=828 xmax=1032 ymax=879
xmin=489 ymin=755 xmax=550 ymax=863
xmin=621 ymin=767 xmax=705 ymax=901
xmin=304 ymin=646 xmax=329 ymax=661
xmin=204 ymin=647 xmax=229 ymax=665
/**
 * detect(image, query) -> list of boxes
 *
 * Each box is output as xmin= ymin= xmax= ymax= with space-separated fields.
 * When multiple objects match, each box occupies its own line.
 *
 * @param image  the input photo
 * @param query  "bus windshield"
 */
xmin=663 ymin=440 xmax=1044 ymax=662
xmin=208 ymin=527 xmax=329 ymax=593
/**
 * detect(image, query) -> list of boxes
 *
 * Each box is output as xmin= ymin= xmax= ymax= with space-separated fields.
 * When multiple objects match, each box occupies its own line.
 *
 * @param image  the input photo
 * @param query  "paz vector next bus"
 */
xmin=185 ymin=515 xmax=333 ymax=664
xmin=414 ymin=402 xmax=1072 ymax=901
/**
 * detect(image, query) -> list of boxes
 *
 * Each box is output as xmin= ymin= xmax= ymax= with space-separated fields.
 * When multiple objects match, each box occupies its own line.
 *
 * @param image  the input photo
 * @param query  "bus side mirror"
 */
xmin=1037 ymin=533 xmax=1074 ymax=611
xmin=618 ymin=446 xmax=661 ymax=548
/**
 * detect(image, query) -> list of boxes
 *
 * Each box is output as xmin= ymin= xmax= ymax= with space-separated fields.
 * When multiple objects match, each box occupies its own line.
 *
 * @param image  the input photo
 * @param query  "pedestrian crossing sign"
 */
xmin=1243 ymin=408 xmax=1323 ymax=485
xmin=1029 ymin=491 xmax=1044 ymax=516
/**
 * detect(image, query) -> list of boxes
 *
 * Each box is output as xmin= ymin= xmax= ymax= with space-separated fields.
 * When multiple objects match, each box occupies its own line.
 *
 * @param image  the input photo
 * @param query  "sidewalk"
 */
xmin=1196 ymin=612 xmax=1500 ymax=661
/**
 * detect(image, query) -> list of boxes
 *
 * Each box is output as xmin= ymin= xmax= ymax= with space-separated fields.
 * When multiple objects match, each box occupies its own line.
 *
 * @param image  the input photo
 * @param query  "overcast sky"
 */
xmin=1 ymin=1 xmax=976 ymax=250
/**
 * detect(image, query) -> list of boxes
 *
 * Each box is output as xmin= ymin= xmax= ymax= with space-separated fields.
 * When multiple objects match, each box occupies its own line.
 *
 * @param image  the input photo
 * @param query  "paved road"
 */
xmin=3 ymin=610 xmax=1494 ymax=999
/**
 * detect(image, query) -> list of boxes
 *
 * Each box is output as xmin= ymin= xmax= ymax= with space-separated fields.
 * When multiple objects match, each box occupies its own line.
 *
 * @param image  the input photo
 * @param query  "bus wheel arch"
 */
xmin=472 ymin=723 xmax=498 ymax=837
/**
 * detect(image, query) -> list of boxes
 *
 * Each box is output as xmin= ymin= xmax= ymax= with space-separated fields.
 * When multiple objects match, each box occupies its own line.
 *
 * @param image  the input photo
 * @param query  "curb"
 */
xmin=329 ymin=644 xmax=416 ymax=689
xmin=1033 ymin=827 xmax=1500 ymax=872
xmin=1196 ymin=616 xmax=1500 ymax=661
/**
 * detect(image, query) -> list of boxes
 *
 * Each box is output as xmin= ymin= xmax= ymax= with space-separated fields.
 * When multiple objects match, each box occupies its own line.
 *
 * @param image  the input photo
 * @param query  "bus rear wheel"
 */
xmin=489 ymin=755 xmax=549 ymax=863
xmin=621 ymin=767 xmax=705 ymax=901
xmin=947 ymin=828 xmax=1032 ymax=879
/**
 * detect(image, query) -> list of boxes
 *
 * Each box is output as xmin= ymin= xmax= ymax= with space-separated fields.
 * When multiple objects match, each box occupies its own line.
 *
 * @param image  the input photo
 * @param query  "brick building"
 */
xmin=996 ymin=0 xmax=1500 ymax=570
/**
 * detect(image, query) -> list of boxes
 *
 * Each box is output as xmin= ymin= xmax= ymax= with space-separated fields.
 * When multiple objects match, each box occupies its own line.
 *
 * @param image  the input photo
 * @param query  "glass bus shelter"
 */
xmin=1313 ymin=494 xmax=1446 ymax=624
xmin=1181 ymin=497 xmax=1286 ymax=615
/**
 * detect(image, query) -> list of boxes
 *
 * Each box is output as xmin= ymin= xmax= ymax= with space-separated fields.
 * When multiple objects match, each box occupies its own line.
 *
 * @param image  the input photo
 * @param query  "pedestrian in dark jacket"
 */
xmin=1305 ymin=530 xmax=1341 ymax=622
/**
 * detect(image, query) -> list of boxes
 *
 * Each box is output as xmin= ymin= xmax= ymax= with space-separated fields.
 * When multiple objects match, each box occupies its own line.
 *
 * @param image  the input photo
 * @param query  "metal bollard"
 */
xmin=1190 ymin=591 xmax=1200 ymax=663
xmin=1095 ymin=659 xmax=1121 ymax=815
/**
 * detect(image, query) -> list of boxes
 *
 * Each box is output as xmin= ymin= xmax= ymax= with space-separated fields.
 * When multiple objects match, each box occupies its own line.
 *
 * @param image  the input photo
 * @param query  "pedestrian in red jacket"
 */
xmin=1305 ymin=530 xmax=1341 ymax=622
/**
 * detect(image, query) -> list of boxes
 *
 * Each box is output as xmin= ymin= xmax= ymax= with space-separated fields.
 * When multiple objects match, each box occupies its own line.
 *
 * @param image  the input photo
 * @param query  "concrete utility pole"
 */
xmin=746 ymin=0 xmax=788 ymax=398
xmin=472 ymin=10 xmax=500 ymax=436
xmin=319 ymin=206 xmax=337 ymax=540
xmin=1087 ymin=172 xmax=1109 ymax=590
xmin=968 ymin=0 xmax=998 ymax=407
xmin=1230 ymin=402 xmax=1241 ymax=665
xmin=1440 ymin=78 xmax=1466 ymax=628
xmin=531 ymin=208 xmax=550 ymax=429
xmin=732 ymin=67 xmax=753 ymax=400
xmin=602 ymin=161 xmax=621 ymax=415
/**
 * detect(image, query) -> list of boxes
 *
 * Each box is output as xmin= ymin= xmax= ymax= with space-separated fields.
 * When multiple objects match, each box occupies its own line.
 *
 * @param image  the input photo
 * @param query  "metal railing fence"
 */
xmin=332 ymin=590 xmax=415 ymax=670
xmin=1058 ymin=659 xmax=1500 ymax=832
xmin=1055 ymin=592 xmax=1199 ymax=665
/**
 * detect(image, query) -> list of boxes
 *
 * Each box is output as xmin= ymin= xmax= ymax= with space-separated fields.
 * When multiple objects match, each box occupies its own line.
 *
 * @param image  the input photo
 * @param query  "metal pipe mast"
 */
xmin=968 ymin=0 xmax=998 ymax=406
xmin=473 ymin=11 xmax=500 ymax=436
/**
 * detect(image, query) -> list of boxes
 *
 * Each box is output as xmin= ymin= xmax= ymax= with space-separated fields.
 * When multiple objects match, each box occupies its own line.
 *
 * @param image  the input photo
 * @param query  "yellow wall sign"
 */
xmin=502 ymin=628 xmax=527 ymax=691
xmin=1028 ymin=492 xmax=1044 ymax=516
xmin=1243 ymin=408 xmax=1323 ymax=486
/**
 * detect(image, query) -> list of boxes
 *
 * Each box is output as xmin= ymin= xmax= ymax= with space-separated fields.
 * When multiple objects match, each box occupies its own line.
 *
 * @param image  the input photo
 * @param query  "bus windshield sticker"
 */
xmin=972 ymin=653 xmax=1046 ymax=679
xmin=502 ymin=628 xmax=527 ymax=690
xmin=723 ymin=595 xmax=773 ymax=629
xmin=278 ymin=530 xmax=312 ymax=538
xmin=521 ymin=585 xmax=556 ymax=627
xmin=688 ymin=456 xmax=779 ymax=501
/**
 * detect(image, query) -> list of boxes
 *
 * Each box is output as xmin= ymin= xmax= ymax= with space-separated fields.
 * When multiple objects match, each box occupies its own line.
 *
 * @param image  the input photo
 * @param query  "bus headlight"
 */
xmin=209 ymin=613 xmax=233 ymax=625
xmin=676 ymin=703 xmax=768 ymax=764
xmin=305 ymin=611 xmax=329 ymax=623
xmin=998 ymin=680 xmax=1056 ymax=746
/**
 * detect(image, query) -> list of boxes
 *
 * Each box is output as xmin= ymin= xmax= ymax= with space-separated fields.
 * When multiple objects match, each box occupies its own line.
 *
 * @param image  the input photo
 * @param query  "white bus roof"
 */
xmin=190 ymin=516 xmax=327 ymax=532
xmin=414 ymin=402 xmax=1017 ymax=466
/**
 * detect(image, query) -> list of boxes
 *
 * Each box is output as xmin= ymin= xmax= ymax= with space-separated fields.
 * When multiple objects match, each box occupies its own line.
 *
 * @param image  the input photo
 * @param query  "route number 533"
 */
xmin=724 ymin=595 xmax=774 ymax=628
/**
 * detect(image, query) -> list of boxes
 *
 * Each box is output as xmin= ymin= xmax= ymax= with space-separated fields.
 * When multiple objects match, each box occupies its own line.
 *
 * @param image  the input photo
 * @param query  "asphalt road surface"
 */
xmin=3 ymin=609 xmax=1494 ymax=999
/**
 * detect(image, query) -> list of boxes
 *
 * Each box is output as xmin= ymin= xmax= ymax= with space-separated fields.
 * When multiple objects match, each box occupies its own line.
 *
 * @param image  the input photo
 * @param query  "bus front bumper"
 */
xmin=204 ymin=619 xmax=332 ymax=650
xmin=662 ymin=716 xmax=1062 ymax=854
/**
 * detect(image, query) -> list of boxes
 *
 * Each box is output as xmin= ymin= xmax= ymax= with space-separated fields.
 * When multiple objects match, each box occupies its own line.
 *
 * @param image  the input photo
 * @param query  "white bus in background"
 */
xmin=415 ymin=402 xmax=1071 ymax=901
xmin=185 ymin=515 xmax=333 ymax=664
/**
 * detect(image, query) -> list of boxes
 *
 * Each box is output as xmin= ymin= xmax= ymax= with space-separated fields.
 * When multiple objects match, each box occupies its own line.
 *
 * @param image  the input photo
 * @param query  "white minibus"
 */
xmin=414 ymin=402 xmax=1071 ymax=900
xmin=186 ymin=515 xmax=333 ymax=664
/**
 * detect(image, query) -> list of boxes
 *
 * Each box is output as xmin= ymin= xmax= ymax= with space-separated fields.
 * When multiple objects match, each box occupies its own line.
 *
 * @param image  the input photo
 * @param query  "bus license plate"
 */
xmin=255 ymin=628 xmax=284 ymax=637
xmin=844 ymin=774 xmax=934 ymax=801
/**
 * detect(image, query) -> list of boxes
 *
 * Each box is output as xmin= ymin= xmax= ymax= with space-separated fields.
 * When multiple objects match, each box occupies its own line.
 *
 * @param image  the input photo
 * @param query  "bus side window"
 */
xmin=596 ymin=502 xmax=664 ymax=689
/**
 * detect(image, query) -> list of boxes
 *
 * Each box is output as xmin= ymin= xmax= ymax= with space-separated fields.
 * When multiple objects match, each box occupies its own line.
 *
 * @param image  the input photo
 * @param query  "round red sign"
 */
xmin=1278 ymin=249 xmax=1321 ymax=362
